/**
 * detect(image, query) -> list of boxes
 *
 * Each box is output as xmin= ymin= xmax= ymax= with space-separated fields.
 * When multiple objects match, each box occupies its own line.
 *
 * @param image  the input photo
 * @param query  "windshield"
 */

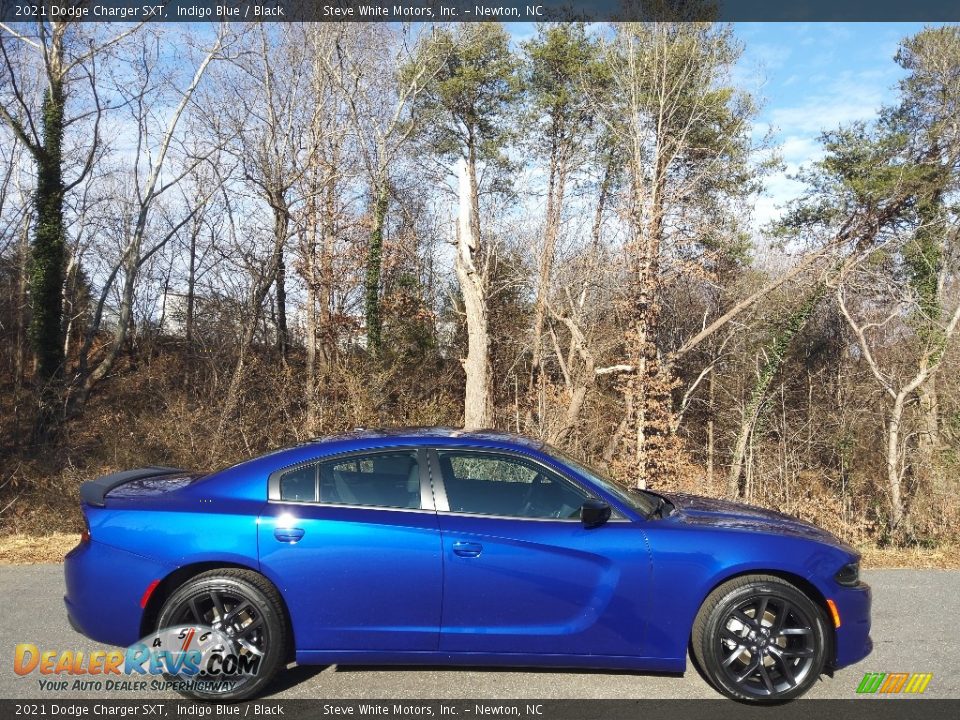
xmin=542 ymin=444 xmax=658 ymax=517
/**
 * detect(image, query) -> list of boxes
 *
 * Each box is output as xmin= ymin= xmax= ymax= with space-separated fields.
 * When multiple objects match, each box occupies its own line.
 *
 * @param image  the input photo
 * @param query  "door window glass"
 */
xmin=318 ymin=451 xmax=421 ymax=510
xmin=437 ymin=451 xmax=589 ymax=519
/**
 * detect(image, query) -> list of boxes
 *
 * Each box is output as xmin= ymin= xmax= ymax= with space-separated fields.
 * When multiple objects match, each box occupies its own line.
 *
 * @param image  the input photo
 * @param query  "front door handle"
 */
xmin=274 ymin=527 xmax=305 ymax=543
xmin=452 ymin=541 xmax=483 ymax=558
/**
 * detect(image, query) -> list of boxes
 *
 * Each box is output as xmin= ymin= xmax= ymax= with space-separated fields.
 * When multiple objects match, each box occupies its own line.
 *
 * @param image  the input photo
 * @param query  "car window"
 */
xmin=279 ymin=465 xmax=316 ymax=502
xmin=437 ymin=451 xmax=589 ymax=520
xmin=541 ymin=443 xmax=658 ymax=517
xmin=318 ymin=451 xmax=421 ymax=510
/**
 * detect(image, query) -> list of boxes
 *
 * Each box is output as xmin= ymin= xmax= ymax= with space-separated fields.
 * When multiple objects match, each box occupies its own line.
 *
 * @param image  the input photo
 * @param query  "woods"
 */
xmin=1 ymin=21 xmax=959 ymax=549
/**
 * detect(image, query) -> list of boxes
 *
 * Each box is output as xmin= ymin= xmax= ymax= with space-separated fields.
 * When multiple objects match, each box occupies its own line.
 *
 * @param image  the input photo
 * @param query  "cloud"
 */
xmin=752 ymin=64 xmax=903 ymax=227
xmin=737 ymin=22 xmax=925 ymax=229
xmin=768 ymin=71 xmax=893 ymax=136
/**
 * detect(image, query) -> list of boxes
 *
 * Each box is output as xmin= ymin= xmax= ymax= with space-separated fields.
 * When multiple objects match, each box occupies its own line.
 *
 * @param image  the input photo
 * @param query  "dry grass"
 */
xmin=860 ymin=543 xmax=960 ymax=570
xmin=0 ymin=533 xmax=80 ymax=564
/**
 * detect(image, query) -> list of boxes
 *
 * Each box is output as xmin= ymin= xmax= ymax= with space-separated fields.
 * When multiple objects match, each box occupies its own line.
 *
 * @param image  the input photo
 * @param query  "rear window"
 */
xmin=279 ymin=466 xmax=316 ymax=502
xmin=279 ymin=451 xmax=422 ymax=510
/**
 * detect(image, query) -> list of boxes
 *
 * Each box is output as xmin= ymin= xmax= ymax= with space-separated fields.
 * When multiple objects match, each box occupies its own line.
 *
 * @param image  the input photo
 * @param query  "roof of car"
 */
xmin=201 ymin=427 xmax=552 ymax=496
xmin=307 ymin=426 xmax=546 ymax=451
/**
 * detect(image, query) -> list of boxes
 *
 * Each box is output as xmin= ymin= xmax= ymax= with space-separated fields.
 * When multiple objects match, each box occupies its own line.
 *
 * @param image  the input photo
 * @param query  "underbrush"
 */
xmin=0 ymin=343 xmax=462 ymax=538
xmin=1 ymin=343 xmax=957 ymax=564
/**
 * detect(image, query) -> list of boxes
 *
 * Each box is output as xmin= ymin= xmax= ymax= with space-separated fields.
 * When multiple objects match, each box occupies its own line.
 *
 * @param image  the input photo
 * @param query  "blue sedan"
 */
xmin=64 ymin=428 xmax=871 ymax=702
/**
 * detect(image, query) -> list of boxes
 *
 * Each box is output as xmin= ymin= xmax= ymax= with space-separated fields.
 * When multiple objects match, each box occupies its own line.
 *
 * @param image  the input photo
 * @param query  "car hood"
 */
xmin=663 ymin=492 xmax=849 ymax=547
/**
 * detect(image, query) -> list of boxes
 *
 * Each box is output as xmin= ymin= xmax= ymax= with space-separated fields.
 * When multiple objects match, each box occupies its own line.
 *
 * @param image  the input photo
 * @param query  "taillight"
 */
xmin=79 ymin=516 xmax=91 ymax=544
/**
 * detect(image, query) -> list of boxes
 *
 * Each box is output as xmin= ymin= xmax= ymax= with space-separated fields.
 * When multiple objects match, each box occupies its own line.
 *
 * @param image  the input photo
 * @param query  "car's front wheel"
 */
xmin=156 ymin=568 xmax=289 ymax=700
xmin=691 ymin=574 xmax=829 ymax=702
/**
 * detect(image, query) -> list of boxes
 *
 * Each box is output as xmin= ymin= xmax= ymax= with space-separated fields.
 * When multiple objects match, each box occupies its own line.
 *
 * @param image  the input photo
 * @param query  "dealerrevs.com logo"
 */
xmin=856 ymin=672 xmax=933 ymax=695
xmin=14 ymin=626 xmax=260 ymax=694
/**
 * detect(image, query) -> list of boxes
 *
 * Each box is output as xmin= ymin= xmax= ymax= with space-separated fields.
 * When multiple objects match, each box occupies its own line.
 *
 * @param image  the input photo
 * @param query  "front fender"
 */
xmin=644 ymin=521 xmax=855 ymax=663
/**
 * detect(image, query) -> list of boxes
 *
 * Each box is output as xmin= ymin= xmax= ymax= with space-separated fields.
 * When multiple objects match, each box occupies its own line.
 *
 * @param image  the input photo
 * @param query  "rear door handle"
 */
xmin=452 ymin=541 xmax=483 ymax=558
xmin=274 ymin=527 xmax=305 ymax=543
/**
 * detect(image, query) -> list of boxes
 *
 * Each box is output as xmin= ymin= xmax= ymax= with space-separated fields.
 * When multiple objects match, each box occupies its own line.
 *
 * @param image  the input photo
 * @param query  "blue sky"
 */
xmin=509 ymin=22 xmax=934 ymax=225
xmin=735 ymin=23 xmax=930 ymax=223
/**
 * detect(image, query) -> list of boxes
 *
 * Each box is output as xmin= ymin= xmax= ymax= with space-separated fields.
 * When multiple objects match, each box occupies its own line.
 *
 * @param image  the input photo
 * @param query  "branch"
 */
xmin=0 ymin=102 xmax=37 ymax=156
xmin=547 ymin=323 xmax=572 ymax=390
xmin=671 ymin=245 xmax=833 ymax=363
xmin=0 ymin=37 xmax=41 ymax=152
xmin=836 ymin=282 xmax=897 ymax=399
xmin=595 ymin=364 xmax=635 ymax=376
xmin=0 ymin=23 xmax=41 ymax=50
xmin=674 ymin=331 xmax=733 ymax=431
xmin=65 ymin=23 xmax=146 ymax=75
xmin=63 ymin=59 xmax=102 ymax=193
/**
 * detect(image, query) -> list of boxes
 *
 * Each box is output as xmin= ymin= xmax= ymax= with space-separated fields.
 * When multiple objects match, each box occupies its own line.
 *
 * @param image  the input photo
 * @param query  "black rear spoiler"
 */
xmin=80 ymin=466 xmax=186 ymax=507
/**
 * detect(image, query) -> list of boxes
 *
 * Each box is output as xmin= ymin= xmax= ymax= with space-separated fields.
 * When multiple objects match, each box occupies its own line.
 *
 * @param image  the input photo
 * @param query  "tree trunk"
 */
xmin=726 ymin=404 xmax=757 ymax=500
xmin=318 ymin=170 xmax=338 ymax=366
xmin=916 ymin=379 xmax=940 ymax=487
xmin=529 ymin=139 xmax=568 ymax=413
xmin=215 ymin=230 xmax=287 ymax=442
xmin=365 ymin=181 xmax=389 ymax=357
xmin=886 ymin=393 xmax=907 ymax=531
xmin=61 ymin=249 xmax=78 ymax=360
xmin=275 ymin=249 xmax=288 ymax=359
xmin=547 ymin=314 xmax=596 ymax=445
xmin=707 ymin=369 xmax=715 ymax=488
xmin=13 ymin=217 xmax=30 ymax=443
xmin=304 ymin=258 xmax=318 ymax=436
xmin=81 ymin=244 xmax=138 ymax=402
xmin=302 ymin=190 xmax=320 ymax=436
xmin=726 ymin=286 xmax=824 ymax=498
xmin=185 ymin=223 xmax=198 ymax=345
xmin=591 ymin=143 xmax=615 ymax=249
xmin=456 ymin=153 xmax=493 ymax=429
xmin=623 ymin=148 xmax=671 ymax=489
xmin=272 ymin=203 xmax=290 ymax=361
xmin=30 ymin=51 xmax=68 ymax=435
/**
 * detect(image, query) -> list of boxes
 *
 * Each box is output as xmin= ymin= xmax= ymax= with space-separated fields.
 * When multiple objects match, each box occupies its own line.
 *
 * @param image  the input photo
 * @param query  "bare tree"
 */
xmin=836 ymin=246 xmax=960 ymax=530
xmin=522 ymin=24 xmax=603 ymax=419
xmin=297 ymin=25 xmax=352 ymax=435
xmin=323 ymin=25 xmax=443 ymax=357
xmin=75 ymin=26 xmax=230 ymax=404
xmin=219 ymin=25 xmax=325 ymax=363
xmin=0 ymin=19 xmax=138 ymax=432
xmin=591 ymin=23 xmax=760 ymax=486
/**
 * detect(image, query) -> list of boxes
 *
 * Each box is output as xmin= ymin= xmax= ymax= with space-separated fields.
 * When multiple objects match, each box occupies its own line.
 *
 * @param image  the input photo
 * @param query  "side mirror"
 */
xmin=580 ymin=498 xmax=611 ymax=529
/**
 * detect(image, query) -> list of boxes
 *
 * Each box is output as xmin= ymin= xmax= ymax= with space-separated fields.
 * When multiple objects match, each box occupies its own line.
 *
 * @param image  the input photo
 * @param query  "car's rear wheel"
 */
xmin=691 ymin=574 xmax=829 ymax=702
xmin=156 ymin=569 xmax=288 ymax=700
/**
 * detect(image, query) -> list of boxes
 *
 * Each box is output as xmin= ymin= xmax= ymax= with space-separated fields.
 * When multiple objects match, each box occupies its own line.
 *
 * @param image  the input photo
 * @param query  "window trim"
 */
xmin=427 ymin=447 xmax=627 ymax=523
xmin=267 ymin=446 xmax=435 ymax=512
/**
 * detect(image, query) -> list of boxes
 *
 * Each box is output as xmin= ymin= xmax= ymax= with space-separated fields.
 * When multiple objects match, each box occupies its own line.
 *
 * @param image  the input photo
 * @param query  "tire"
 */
xmin=691 ymin=574 xmax=829 ymax=702
xmin=156 ymin=569 xmax=289 ymax=701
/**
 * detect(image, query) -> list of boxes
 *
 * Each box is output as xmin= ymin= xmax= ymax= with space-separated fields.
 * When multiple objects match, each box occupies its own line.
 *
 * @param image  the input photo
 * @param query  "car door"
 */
xmin=431 ymin=448 xmax=650 ymax=657
xmin=258 ymin=447 xmax=442 ymax=651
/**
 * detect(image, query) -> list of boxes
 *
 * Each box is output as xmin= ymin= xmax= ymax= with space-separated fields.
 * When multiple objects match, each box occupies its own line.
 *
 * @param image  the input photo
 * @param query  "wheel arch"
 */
xmin=139 ymin=561 xmax=296 ymax=661
xmin=695 ymin=568 xmax=837 ymax=669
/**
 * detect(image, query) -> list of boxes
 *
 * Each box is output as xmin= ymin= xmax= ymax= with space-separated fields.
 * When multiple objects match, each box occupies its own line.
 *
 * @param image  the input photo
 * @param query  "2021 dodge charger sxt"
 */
xmin=64 ymin=428 xmax=871 ymax=702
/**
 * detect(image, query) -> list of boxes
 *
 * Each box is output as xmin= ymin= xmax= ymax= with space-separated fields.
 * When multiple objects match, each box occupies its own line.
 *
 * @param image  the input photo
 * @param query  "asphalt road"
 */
xmin=1 ymin=566 xmax=957 ymax=700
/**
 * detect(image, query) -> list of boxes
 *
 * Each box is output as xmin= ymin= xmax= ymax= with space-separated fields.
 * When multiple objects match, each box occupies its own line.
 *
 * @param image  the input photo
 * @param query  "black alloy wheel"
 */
xmin=692 ymin=574 xmax=829 ymax=702
xmin=156 ymin=569 xmax=288 ymax=700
